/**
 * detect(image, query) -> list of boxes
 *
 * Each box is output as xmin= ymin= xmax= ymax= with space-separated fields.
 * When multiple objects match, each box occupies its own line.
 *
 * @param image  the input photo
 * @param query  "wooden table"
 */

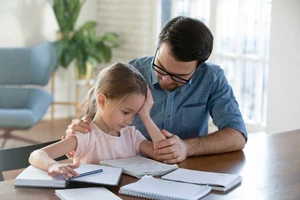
xmin=1 ymin=129 xmax=300 ymax=200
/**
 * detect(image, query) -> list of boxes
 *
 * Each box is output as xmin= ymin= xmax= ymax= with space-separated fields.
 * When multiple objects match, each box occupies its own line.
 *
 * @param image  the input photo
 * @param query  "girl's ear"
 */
xmin=97 ymin=93 xmax=106 ymax=108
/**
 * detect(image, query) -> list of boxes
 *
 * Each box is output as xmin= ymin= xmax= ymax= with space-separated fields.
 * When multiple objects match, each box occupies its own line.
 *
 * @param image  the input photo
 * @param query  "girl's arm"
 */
xmin=138 ymin=87 xmax=166 ymax=143
xmin=29 ymin=136 xmax=80 ymax=178
xmin=139 ymin=140 xmax=163 ymax=161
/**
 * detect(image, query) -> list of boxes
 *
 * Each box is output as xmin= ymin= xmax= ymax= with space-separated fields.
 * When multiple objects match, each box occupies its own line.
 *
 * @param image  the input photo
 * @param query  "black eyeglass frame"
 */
xmin=152 ymin=49 xmax=198 ymax=84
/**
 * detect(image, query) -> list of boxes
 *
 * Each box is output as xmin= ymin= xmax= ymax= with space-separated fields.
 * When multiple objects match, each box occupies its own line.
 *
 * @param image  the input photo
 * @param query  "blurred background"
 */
xmin=0 ymin=0 xmax=299 ymax=144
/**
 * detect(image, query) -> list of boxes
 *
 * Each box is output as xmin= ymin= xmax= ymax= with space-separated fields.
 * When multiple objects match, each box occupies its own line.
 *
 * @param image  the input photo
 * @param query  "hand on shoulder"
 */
xmin=65 ymin=118 xmax=92 ymax=136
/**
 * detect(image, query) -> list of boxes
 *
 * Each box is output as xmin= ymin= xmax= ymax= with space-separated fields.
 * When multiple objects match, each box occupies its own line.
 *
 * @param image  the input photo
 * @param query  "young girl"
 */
xmin=29 ymin=62 xmax=165 ymax=178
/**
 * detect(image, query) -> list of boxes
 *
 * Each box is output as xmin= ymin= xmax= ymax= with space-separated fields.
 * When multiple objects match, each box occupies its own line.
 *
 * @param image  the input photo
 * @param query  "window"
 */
xmin=161 ymin=0 xmax=272 ymax=130
xmin=161 ymin=0 xmax=210 ymax=28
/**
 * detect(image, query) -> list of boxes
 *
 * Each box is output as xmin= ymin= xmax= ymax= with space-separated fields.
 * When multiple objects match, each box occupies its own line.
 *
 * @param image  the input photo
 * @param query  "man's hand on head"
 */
xmin=153 ymin=130 xmax=188 ymax=164
xmin=65 ymin=118 xmax=92 ymax=136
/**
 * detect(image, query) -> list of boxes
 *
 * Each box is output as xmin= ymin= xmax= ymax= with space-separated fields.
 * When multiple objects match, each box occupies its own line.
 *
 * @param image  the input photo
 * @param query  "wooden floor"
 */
xmin=0 ymin=118 xmax=73 ymax=149
xmin=1 ymin=118 xmax=73 ymax=181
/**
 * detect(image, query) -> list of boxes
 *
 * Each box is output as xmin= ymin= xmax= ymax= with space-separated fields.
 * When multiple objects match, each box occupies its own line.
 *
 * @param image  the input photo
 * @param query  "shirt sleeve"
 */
xmin=127 ymin=126 xmax=147 ymax=154
xmin=65 ymin=131 xmax=94 ymax=160
xmin=209 ymin=68 xmax=248 ymax=140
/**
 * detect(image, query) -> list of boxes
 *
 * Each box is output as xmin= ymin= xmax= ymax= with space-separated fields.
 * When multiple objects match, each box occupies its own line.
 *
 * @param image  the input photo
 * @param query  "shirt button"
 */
xmin=167 ymin=113 xmax=170 ymax=118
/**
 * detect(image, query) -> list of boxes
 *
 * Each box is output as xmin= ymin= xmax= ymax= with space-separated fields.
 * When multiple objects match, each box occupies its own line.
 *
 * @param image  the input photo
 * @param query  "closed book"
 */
xmin=15 ymin=164 xmax=122 ymax=188
xmin=100 ymin=156 xmax=178 ymax=178
xmin=55 ymin=187 xmax=122 ymax=200
xmin=119 ymin=175 xmax=211 ymax=200
xmin=162 ymin=168 xmax=242 ymax=192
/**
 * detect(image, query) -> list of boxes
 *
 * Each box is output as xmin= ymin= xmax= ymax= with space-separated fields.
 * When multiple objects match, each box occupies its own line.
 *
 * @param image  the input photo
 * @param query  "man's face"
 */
xmin=153 ymin=43 xmax=198 ymax=91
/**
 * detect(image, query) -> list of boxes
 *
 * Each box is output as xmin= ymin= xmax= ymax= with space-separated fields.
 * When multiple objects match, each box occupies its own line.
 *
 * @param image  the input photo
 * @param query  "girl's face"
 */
xmin=102 ymin=93 xmax=145 ymax=133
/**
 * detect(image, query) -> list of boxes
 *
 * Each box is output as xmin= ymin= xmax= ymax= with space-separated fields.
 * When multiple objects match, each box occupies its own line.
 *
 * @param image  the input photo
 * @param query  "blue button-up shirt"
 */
xmin=129 ymin=56 xmax=247 ymax=141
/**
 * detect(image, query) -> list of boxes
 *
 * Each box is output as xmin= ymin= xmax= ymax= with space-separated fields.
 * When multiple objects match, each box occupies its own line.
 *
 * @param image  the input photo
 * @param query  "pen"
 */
xmin=70 ymin=169 xmax=103 ymax=180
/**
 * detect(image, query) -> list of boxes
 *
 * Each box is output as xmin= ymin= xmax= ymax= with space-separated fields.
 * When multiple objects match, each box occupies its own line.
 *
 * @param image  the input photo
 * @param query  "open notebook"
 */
xmin=15 ymin=164 xmax=122 ymax=188
xmin=119 ymin=175 xmax=211 ymax=200
xmin=100 ymin=156 xmax=178 ymax=178
xmin=161 ymin=168 xmax=242 ymax=192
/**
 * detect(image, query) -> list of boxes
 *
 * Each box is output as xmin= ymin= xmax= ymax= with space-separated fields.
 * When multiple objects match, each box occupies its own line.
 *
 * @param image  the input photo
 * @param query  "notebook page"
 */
xmin=162 ymin=168 xmax=242 ymax=188
xmin=69 ymin=165 xmax=122 ymax=186
xmin=15 ymin=164 xmax=122 ymax=188
xmin=15 ymin=165 xmax=66 ymax=188
xmin=100 ymin=156 xmax=178 ymax=177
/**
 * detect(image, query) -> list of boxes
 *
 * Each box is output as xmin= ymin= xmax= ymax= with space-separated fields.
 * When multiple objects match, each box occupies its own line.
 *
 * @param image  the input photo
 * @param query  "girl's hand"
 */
xmin=138 ymin=87 xmax=154 ymax=119
xmin=48 ymin=162 xmax=81 ymax=178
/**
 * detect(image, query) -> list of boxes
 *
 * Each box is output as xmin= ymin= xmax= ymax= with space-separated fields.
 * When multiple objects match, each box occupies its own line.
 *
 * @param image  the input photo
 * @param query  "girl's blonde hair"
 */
xmin=83 ymin=62 xmax=147 ymax=120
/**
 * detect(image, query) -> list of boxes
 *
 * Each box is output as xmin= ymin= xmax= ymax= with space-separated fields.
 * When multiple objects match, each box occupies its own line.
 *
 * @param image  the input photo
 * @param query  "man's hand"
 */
xmin=65 ymin=118 xmax=92 ymax=137
xmin=154 ymin=130 xmax=188 ymax=164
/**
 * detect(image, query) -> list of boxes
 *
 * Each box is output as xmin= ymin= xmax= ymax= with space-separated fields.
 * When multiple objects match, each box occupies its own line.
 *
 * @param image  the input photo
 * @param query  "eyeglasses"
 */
xmin=152 ymin=49 xmax=197 ymax=84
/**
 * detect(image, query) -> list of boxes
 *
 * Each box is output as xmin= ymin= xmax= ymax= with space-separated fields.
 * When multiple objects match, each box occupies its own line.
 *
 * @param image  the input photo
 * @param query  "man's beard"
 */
xmin=158 ymin=79 xmax=179 ymax=91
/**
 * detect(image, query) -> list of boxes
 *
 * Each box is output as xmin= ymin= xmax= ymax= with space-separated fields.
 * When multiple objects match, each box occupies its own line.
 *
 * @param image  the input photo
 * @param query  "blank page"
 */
xmin=162 ymin=168 xmax=242 ymax=191
xmin=69 ymin=164 xmax=122 ymax=186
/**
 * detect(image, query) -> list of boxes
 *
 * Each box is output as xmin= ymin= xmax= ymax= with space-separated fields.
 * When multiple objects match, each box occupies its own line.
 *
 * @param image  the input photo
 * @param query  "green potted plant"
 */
xmin=50 ymin=0 xmax=118 ymax=79
xmin=49 ymin=0 xmax=83 ymax=69
xmin=68 ymin=21 xmax=118 ymax=79
xmin=48 ymin=0 xmax=84 ymax=36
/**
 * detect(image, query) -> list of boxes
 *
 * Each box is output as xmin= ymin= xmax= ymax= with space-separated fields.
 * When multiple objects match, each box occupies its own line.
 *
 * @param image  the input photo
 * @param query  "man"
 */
xmin=66 ymin=16 xmax=247 ymax=164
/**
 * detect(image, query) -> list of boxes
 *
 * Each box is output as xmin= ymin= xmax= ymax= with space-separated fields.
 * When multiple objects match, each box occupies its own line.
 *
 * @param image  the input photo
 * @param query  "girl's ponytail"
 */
xmin=82 ymin=86 xmax=97 ymax=120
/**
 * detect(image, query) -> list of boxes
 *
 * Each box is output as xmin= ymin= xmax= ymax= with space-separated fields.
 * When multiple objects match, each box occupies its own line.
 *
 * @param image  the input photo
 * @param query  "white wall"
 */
xmin=0 ymin=0 xmax=97 ymax=47
xmin=96 ymin=0 xmax=159 ymax=67
xmin=266 ymin=0 xmax=300 ymax=134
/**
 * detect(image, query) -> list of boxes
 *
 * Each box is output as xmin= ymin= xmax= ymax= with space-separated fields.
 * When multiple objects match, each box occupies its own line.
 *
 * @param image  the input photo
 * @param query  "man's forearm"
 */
xmin=184 ymin=128 xmax=246 ymax=156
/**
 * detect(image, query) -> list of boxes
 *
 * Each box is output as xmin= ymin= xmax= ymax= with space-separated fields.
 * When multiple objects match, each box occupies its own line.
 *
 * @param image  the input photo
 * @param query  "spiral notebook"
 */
xmin=119 ymin=175 xmax=211 ymax=200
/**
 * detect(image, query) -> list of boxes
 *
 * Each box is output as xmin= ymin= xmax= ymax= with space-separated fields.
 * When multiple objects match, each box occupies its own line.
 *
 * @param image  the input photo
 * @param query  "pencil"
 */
xmin=70 ymin=169 xmax=103 ymax=179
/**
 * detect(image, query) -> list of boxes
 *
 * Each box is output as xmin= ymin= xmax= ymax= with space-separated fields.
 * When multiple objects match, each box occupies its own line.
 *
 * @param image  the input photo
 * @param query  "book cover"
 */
xmin=15 ymin=164 xmax=122 ymax=188
xmin=99 ymin=156 xmax=178 ymax=178
xmin=119 ymin=175 xmax=211 ymax=200
xmin=55 ymin=187 xmax=122 ymax=200
xmin=161 ymin=168 xmax=243 ymax=191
